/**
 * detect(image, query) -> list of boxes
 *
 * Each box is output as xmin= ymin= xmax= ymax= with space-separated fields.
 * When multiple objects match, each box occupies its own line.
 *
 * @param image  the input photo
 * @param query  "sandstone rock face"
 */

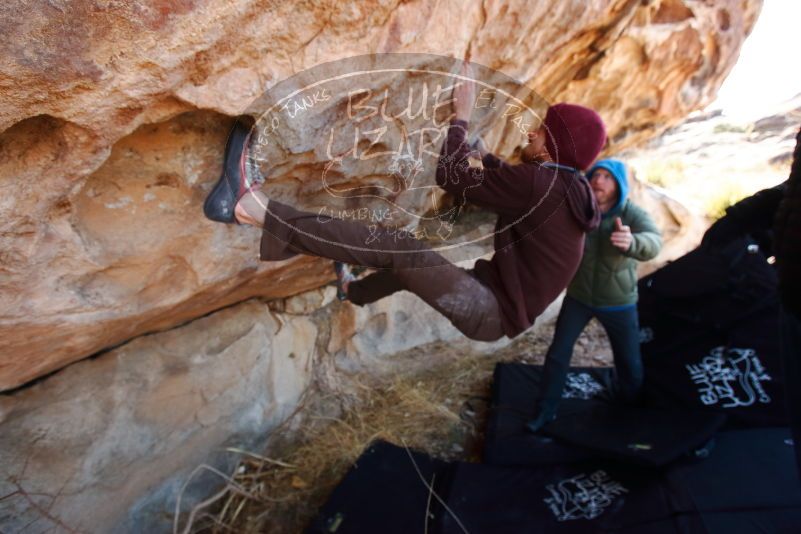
xmin=0 ymin=276 xmax=550 ymax=532
xmin=0 ymin=110 xmax=334 ymax=391
xmin=0 ymin=299 xmax=317 ymax=533
xmin=0 ymin=0 xmax=761 ymax=390
xmin=622 ymin=95 xmax=801 ymax=217
xmin=629 ymin=175 xmax=707 ymax=277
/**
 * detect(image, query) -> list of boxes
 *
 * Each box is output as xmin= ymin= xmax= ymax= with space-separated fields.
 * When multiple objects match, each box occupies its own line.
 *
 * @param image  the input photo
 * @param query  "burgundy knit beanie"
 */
xmin=543 ymin=103 xmax=607 ymax=171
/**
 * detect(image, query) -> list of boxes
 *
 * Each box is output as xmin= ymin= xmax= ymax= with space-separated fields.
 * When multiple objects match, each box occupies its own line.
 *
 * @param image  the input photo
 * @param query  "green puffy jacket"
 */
xmin=567 ymin=199 xmax=662 ymax=307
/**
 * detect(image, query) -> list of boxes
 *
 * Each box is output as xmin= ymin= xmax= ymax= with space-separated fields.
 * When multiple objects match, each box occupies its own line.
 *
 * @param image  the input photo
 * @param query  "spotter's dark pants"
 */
xmin=536 ymin=295 xmax=644 ymax=416
xmin=260 ymin=199 xmax=504 ymax=342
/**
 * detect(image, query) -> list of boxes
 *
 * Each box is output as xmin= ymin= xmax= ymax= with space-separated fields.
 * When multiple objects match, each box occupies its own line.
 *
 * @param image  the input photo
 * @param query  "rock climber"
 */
xmin=203 ymin=64 xmax=606 ymax=343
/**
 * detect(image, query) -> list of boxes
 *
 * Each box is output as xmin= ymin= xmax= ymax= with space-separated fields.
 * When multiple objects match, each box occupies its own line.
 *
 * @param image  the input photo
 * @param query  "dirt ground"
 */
xmin=185 ymin=317 xmax=614 ymax=533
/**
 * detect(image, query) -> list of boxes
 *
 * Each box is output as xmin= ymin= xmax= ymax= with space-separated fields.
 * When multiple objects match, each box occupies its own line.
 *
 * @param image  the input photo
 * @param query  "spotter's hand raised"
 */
xmin=611 ymin=217 xmax=633 ymax=252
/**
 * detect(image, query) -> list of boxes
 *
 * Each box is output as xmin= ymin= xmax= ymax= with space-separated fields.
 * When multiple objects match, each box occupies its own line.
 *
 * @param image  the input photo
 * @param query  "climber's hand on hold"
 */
xmin=453 ymin=61 xmax=476 ymax=122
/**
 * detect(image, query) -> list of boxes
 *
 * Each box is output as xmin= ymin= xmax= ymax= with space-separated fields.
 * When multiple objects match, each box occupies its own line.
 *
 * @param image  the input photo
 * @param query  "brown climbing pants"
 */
xmin=259 ymin=199 xmax=505 ymax=342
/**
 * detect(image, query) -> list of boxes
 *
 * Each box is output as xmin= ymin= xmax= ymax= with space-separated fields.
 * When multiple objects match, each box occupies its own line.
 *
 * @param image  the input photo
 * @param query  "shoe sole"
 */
xmin=203 ymin=116 xmax=256 ymax=224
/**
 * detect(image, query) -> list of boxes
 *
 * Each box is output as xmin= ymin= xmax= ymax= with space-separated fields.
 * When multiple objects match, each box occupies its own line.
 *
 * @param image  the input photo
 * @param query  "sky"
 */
xmin=709 ymin=0 xmax=801 ymax=121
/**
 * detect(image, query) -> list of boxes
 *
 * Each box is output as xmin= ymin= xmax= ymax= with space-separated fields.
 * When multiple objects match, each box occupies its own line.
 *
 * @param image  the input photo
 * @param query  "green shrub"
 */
xmin=640 ymin=158 xmax=686 ymax=188
xmin=705 ymin=182 xmax=749 ymax=220
xmin=712 ymin=122 xmax=750 ymax=134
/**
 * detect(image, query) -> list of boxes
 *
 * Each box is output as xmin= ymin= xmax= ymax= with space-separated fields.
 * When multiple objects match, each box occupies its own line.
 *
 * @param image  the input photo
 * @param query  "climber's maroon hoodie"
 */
xmin=436 ymin=114 xmax=603 ymax=338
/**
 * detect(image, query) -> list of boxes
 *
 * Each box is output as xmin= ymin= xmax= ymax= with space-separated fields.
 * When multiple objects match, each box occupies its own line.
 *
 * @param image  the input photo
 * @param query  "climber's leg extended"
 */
xmin=241 ymin=192 xmax=504 ymax=342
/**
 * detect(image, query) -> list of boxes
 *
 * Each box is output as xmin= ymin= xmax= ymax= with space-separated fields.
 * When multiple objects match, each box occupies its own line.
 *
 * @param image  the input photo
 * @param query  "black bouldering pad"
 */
xmin=543 ymin=400 xmax=726 ymax=467
xmin=442 ymin=460 xmax=673 ymax=533
xmin=641 ymin=314 xmax=787 ymax=428
xmin=637 ymin=238 xmax=777 ymax=344
xmin=484 ymin=363 xmax=612 ymax=466
xmin=637 ymin=239 xmax=786 ymax=428
xmin=305 ymin=440 xmax=449 ymax=534
xmin=486 ymin=363 xmax=725 ymax=468
xmin=309 ymin=434 xmax=801 ymax=534
xmin=664 ymin=427 xmax=801 ymax=532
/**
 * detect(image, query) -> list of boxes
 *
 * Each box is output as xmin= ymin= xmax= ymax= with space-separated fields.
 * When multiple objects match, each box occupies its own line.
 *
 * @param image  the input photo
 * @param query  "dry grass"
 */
xmin=179 ymin=319 xmax=613 ymax=534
